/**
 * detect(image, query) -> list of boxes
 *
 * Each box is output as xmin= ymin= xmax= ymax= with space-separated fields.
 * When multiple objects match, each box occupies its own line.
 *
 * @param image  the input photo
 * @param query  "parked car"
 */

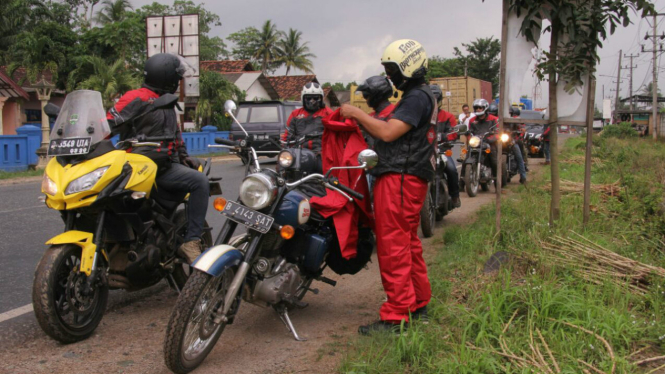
xmin=229 ymin=100 xmax=301 ymax=164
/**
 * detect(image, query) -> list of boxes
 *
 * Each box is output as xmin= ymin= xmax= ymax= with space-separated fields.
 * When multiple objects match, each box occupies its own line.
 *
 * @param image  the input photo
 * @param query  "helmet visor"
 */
xmin=170 ymin=54 xmax=196 ymax=79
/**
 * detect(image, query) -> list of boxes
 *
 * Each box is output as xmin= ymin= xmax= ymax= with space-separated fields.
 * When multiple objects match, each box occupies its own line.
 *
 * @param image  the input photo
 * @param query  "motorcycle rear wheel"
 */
xmin=32 ymin=244 xmax=109 ymax=344
xmin=164 ymin=268 xmax=235 ymax=374
xmin=420 ymin=189 xmax=436 ymax=237
xmin=465 ymin=164 xmax=479 ymax=197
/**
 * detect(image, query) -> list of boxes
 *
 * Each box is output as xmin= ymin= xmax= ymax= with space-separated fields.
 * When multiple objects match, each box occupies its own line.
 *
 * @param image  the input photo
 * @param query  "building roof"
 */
xmin=0 ymin=66 xmax=54 ymax=88
xmin=620 ymin=94 xmax=665 ymax=103
xmin=0 ymin=70 xmax=29 ymax=100
xmin=267 ymin=75 xmax=318 ymax=100
xmin=221 ymin=71 xmax=280 ymax=100
xmin=200 ymin=60 xmax=255 ymax=73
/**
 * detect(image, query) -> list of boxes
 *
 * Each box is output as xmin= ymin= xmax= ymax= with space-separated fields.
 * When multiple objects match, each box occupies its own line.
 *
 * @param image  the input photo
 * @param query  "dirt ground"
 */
xmin=0 ymin=161 xmax=545 ymax=374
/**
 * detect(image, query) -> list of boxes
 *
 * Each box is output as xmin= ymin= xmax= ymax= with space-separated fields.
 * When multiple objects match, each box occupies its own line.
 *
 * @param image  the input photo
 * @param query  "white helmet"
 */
xmin=301 ymin=82 xmax=324 ymax=112
xmin=472 ymin=98 xmax=490 ymax=117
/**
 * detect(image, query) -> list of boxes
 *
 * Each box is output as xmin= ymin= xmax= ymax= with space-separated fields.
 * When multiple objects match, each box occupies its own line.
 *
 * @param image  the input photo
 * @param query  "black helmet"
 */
xmin=429 ymin=84 xmax=443 ymax=103
xmin=488 ymin=103 xmax=499 ymax=116
xmin=144 ymin=53 xmax=186 ymax=94
xmin=509 ymin=106 xmax=521 ymax=117
xmin=356 ymin=76 xmax=393 ymax=110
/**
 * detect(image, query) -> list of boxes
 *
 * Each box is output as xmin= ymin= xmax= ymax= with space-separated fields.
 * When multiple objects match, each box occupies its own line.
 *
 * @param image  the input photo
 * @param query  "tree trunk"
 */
xmin=549 ymin=22 xmax=561 ymax=225
xmin=285 ymin=66 xmax=290 ymax=76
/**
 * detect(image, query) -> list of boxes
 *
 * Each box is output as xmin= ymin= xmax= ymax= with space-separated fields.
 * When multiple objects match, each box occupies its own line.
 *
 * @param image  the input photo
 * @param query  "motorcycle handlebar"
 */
xmin=328 ymin=176 xmax=364 ymax=200
xmin=215 ymin=138 xmax=238 ymax=147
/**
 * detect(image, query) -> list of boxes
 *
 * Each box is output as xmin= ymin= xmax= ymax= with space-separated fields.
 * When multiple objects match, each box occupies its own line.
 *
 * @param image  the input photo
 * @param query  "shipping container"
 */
xmin=430 ymin=76 xmax=493 ymax=117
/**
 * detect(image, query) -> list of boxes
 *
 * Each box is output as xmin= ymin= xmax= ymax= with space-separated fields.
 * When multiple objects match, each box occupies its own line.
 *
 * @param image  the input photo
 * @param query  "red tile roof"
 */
xmin=0 ymin=70 xmax=29 ymax=99
xmin=267 ymin=75 xmax=318 ymax=100
xmin=200 ymin=60 xmax=255 ymax=73
xmin=0 ymin=66 xmax=54 ymax=87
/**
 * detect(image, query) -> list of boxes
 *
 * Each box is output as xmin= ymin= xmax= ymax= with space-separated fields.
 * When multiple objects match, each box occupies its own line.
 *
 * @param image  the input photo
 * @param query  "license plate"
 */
xmin=48 ymin=137 xmax=92 ymax=156
xmin=221 ymin=200 xmax=274 ymax=233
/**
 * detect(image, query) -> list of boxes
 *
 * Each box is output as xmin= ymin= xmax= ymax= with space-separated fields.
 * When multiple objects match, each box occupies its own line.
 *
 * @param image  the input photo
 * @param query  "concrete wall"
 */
xmin=2 ymin=101 xmax=21 ymax=135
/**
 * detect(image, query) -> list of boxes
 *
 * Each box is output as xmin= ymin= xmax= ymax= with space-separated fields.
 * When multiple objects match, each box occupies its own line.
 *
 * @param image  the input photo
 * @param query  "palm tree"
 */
xmin=93 ymin=0 xmax=133 ymax=25
xmin=276 ymin=28 xmax=315 ymax=76
xmin=7 ymin=31 xmax=64 ymax=85
xmin=254 ymin=20 xmax=284 ymax=74
xmin=75 ymin=56 xmax=140 ymax=109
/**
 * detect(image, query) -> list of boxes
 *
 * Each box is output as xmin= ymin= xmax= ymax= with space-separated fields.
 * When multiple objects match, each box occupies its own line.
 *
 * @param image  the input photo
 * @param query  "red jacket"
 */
xmin=309 ymin=109 xmax=374 ymax=260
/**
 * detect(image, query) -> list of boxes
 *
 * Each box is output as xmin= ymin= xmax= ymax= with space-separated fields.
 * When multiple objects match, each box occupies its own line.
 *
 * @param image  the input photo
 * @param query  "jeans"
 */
xmin=511 ymin=143 xmax=527 ymax=178
xmin=444 ymin=156 xmax=460 ymax=198
xmin=544 ymin=142 xmax=551 ymax=162
xmin=156 ymin=163 xmax=210 ymax=241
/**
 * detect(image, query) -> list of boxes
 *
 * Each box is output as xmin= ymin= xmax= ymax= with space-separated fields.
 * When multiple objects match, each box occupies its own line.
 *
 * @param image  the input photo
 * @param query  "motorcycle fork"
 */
xmin=85 ymin=211 xmax=107 ymax=292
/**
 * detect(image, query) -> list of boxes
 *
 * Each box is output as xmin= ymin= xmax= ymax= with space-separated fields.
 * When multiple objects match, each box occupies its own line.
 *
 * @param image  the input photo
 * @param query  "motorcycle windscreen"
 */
xmin=49 ymin=90 xmax=111 ymax=155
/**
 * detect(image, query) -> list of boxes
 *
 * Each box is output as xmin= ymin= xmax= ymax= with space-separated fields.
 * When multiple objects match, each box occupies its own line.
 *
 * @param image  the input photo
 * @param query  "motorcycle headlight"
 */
xmin=278 ymin=150 xmax=294 ymax=168
xmin=469 ymin=136 xmax=481 ymax=148
xmin=239 ymin=173 xmax=277 ymax=210
xmin=65 ymin=166 xmax=109 ymax=195
xmin=500 ymin=133 xmax=510 ymax=143
xmin=42 ymin=174 xmax=58 ymax=196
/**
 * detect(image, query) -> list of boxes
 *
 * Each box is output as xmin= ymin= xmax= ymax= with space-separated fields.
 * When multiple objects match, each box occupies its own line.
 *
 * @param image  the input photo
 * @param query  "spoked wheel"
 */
xmin=465 ymin=164 xmax=479 ymax=197
xmin=501 ymin=155 xmax=509 ymax=187
xmin=171 ymin=210 xmax=214 ymax=291
xmin=435 ymin=180 xmax=449 ymax=221
xmin=32 ymin=244 xmax=108 ymax=344
xmin=420 ymin=189 xmax=436 ymax=238
xmin=164 ymin=268 xmax=235 ymax=374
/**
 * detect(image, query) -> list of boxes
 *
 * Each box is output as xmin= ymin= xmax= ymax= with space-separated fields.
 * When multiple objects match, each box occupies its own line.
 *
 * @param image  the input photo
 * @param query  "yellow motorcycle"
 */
xmin=33 ymin=90 xmax=220 ymax=343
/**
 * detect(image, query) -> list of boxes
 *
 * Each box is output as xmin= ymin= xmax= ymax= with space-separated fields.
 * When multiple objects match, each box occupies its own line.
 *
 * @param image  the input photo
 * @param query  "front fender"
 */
xmin=192 ymin=245 xmax=243 ymax=277
xmin=46 ymin=231 xmax=98 ymax=276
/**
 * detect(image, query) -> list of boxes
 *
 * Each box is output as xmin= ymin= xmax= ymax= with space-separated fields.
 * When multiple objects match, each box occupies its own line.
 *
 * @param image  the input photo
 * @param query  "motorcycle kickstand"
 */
xmin=275 ymin=305 xmax=307 ymax=341
xmin=165 ymin=273 xmax=181 ymax=294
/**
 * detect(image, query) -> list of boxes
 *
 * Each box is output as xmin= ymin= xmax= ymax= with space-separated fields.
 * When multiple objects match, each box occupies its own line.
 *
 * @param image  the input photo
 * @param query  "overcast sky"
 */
xmin=134 ymin=0 xmax=665 ymax=109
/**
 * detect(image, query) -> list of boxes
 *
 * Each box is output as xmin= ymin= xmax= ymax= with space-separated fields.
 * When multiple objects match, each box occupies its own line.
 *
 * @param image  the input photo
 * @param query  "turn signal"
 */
xmin=444 ymin=149 xmax=453 ymax=157
xmin=213 ymin=197 xmax=227 ymax=211
xmin=280 ymin=225 xmax=295 ymax=240
xmin=461 ymin=148 xmax=468 ymax=155
xmin=485 ymin=148 xmax=491 ymax=154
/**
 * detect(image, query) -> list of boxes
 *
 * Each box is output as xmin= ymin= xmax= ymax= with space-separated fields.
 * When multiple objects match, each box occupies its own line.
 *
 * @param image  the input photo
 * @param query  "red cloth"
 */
xmin=437 ymin=109 xmax=458 ymax=126
xmin=309 ymin=109 xmax=374 ymax=260
xmin=374 ymin=173 xmax=431 ymax=322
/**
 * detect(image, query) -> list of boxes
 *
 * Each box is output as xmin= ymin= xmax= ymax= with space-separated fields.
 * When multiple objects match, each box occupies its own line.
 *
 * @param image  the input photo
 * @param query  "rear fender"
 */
xmin=192 ymin=245 xmax=243 ymax=277
xmin=46 ymin=230 xmax=106 ymax=276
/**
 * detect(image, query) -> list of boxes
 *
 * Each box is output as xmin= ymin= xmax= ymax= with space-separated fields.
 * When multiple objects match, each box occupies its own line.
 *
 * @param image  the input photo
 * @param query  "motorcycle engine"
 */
xmin=246 ymin=259 xmax=304 ymax=307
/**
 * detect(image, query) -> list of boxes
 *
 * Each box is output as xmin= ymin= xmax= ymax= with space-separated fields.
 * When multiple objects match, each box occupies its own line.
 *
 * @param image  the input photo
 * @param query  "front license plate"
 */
xmin=221 ymin=200 xmax=274 ymax=233
xmin=48 ymin=137 xmax=92 ymax=156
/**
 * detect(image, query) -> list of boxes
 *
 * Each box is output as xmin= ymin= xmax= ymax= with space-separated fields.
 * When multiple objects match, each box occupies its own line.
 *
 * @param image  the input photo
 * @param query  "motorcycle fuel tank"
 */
xmin=273 ymin=190 xmax=311 ymax=228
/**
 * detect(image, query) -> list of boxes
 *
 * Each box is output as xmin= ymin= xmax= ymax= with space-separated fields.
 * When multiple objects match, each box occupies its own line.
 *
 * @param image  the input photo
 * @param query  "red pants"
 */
xmin=374 ymin=173 xmax=431 ymax=322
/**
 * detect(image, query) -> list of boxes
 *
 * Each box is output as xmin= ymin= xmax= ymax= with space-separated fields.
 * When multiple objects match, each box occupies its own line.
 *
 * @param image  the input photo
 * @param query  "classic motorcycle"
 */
xmin=163 ymin=100 xmax=378 ymax=374
xmin=33 ymin=90 xmax=220 ymax=344
xmin=501 ymin=131 xmax=520 ymax=183
xmin=460 ymin=126 xmax=508 ymax=197
xmin=420 ymin=125 xmax=467 ymax=238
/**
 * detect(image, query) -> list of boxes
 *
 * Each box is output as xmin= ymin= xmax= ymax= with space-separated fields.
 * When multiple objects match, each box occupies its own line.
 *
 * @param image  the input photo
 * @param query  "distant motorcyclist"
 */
xmin=355 ymin=76 xmax=396 ymax=148
xmin=281 ymin=82 xmax=333 ymax=154
xmin=488 ymin=104 xmax=527 ymax=184
xmin=106 ymin=53 xmax=208 ymax=264
xmin=430 ymin=84 xmax=461 ymax=208
xmin=509 ymin=106 xmax=529 ymax=172
xmin=466 ymin=99 xmax=499 ymax=178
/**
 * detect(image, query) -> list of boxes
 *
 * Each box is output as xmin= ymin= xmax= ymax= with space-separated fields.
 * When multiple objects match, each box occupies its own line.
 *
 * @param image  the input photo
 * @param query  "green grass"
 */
xmin=339 ymin=135 xmax=665 ymax=374
xmin=0 ymin=168 xmax=44 ymax=180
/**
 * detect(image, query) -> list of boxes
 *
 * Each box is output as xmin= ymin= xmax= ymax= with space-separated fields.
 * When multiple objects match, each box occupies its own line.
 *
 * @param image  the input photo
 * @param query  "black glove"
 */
xmin=182 ymin=156 xmax=201 ymax=170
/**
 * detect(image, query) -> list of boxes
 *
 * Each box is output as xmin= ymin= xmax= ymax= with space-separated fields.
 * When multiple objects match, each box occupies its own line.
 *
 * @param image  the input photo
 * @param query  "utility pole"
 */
xmin=464 ymin=59 xmax=468 ymax=77
xmin=642 ymin=14 xmax=665 ymax=139
xmin=615 ymin=50 xmax=622 ymax=122
xmin=624 ymin=53 xmax=639 ymax=122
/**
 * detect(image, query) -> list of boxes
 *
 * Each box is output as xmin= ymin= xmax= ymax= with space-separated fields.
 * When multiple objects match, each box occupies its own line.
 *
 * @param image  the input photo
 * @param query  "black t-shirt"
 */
xmin=391 ymin=89 xmax=433 ymax=129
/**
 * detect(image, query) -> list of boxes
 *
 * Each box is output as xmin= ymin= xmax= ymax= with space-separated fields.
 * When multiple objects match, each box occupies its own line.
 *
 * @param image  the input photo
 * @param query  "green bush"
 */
xmin=600 ymin=122 xmax=638 ymax=139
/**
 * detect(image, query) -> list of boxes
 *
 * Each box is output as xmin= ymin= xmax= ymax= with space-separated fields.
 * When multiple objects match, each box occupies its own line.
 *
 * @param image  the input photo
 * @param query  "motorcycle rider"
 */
xmin=281 ymin=82 xmax=333 ymax=154
xmin=488 ymin=104 xmax=527 ymax=184
xmin=106 ymin=53 xmax=209 ymax=264
xmin=466 ymin=99 xmax=499 ymax=180
xmin=430 ymin=84 xmax=461 ymax=208
xmin=340 ymin=39 xmax=435 ymax=335
xmin=509 ymin=106 xmax=529 ymax=172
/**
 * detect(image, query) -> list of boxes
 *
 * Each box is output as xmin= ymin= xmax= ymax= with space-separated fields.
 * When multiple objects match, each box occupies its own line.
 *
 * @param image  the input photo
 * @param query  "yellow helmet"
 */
xmin=381 ymin=39 xmax=428 ymax=80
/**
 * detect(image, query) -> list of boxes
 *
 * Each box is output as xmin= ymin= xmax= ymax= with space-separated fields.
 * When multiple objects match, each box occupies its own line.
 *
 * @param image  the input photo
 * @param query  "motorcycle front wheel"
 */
xmin=435 ymin=179 xmax=449 ymax=221
xmin=32 ymin=244 xmax=109 ymax=344
xmin=420 ymin=189 xmax=436 ymax=238
xmin=164 ymin=268 xmax=235 ymax=374
xmin=465 ymin=164 xmax=480 ymax=197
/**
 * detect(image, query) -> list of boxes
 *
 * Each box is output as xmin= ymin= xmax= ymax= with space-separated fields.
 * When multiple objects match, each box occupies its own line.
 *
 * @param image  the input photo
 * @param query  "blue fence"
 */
xmin=0 ymin=125 xmax=230 ymax=172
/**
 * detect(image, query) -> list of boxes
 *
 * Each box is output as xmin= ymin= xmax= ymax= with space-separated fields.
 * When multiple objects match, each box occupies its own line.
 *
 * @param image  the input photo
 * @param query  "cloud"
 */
xmin=315 ymin=34 xmax=394 ymax=83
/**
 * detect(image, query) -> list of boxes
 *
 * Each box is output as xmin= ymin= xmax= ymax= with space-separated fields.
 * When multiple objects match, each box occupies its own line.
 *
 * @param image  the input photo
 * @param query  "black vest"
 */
xmin=287 ymin=108 xmax=327 ymax=154
xmin=371 ymin=85 xmax=437 ymax=182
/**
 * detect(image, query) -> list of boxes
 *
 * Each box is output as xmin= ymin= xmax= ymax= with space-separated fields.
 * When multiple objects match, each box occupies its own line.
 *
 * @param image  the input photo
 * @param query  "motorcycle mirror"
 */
xmin=358 ymin=149 xmax=378 ymax=169
xmin=224 ymin=100 xmax=237 ymax=115
xmin=44 ymin=103 xmax=60 ymax=119
xmin=455 ymin=124 xmax=468 ymax=133
xmin=153 ymin=94 xmax=178 ymax=109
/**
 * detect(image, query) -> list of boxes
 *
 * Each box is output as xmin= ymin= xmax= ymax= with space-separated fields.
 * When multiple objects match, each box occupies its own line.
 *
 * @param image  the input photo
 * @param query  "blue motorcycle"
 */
xmin=163 ymin=100 xmax=378 ymax=374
